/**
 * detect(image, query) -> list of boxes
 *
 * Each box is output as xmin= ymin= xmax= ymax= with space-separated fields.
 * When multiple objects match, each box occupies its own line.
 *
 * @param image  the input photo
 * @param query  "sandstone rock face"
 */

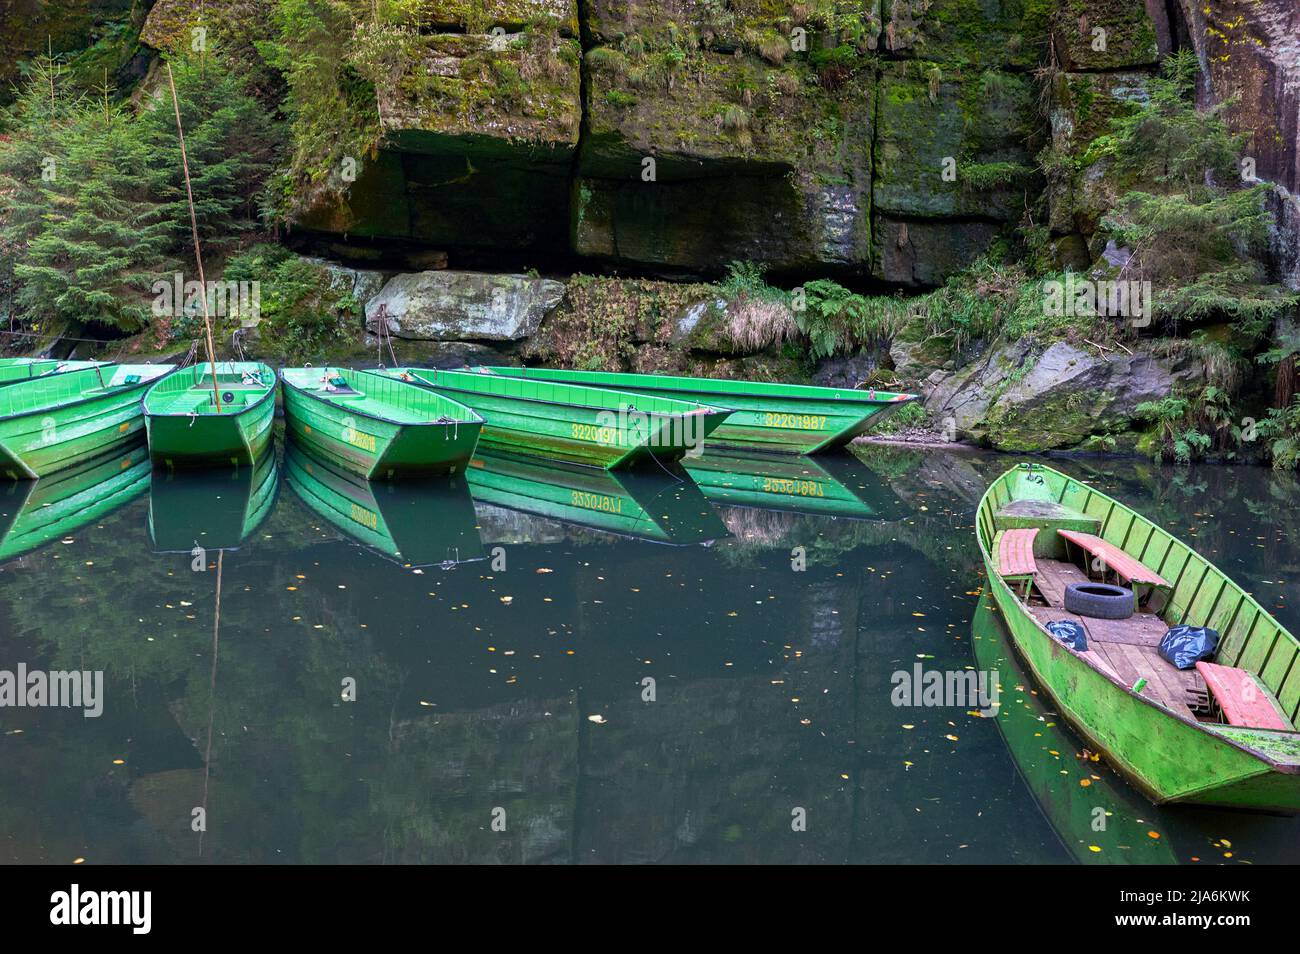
xmin=929 ymin=339 xmax=1203 ymax=450
xmin=365 ymin=271 xmax=566 ymax=342
xmin=1175 ymin=0 xmax=1300 ymax=288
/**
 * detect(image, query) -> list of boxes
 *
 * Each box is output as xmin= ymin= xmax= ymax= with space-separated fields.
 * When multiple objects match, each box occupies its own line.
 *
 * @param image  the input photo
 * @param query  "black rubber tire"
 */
xmin=1063 ymin=582 xmax=1135 ymax=620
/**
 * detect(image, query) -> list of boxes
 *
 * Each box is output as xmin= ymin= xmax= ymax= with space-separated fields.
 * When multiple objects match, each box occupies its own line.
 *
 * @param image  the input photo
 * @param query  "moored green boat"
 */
xmin=148 ymin=447 xmax=279 ymax=553
xmin=0 ymin=363 xmax=174 ymax=479
xmin=481 ymin=366 xmax=915 ymax=455
xmin=467 ymin=449 xmax=726 ymax=545
xmin=143 ymin=362 xmax=277 ymax=468
xmin=386 ymin=367 xmax=731 ymax=470
xmin=281 ymin=367 xmax=483 ymax=480
xmin=0 ymin=358 xmax=107 ymax=386
xmin=285 ymin=437 xmax=483 ymax=566
xmin=0 ymin=438 xmax=151 ymax=564
xmin=979 ymin=461 xmax=1300 ymax=812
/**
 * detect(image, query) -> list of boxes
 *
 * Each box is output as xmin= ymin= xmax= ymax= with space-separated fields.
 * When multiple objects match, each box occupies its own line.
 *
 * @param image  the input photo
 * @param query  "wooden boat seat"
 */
xmin=1058 ymin=530 xmax=1170 ymax=588
xmin=1195 ymin=662 xmax=1293 ymax=731
xmin=993 ymin=527 xmax=1034 ymax=579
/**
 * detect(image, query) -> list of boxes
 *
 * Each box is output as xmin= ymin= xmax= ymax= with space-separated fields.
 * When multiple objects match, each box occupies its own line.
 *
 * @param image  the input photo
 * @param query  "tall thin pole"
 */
xmin=165 ymin=61 xmax=222 ymax=413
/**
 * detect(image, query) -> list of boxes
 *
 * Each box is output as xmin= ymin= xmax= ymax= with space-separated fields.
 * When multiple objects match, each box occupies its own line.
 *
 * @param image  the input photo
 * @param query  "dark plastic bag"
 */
xmin=1046 ymin=620 xmax=1088 ymax=651
xmin=1158 ymin=625 xmax=1219 ymax=670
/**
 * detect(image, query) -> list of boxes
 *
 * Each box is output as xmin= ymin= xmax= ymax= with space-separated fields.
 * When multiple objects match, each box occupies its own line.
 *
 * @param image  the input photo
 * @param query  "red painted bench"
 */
xmin=995 ymin=528 xmax=1038 ymax=597
xmin=1058 ymin=530 xmax=1169 ymax=588
xmin=1195 ymin=661 xmax=1292 ymax=731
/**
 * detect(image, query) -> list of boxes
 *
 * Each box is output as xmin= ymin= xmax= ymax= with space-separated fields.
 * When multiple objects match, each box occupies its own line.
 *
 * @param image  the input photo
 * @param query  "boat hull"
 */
xmin=481 ymin=367 xmax=914 ymax=455
xmin=144 ymin=363 xmax=277 ymax=468
xmin=979 ymin=463 xmax=1300 ymax=812
xmin=281 ymin=369 xmax=482 ymax=480
xmin=0 ymin=365 xmax=173 ymax=479
xmin=146 ymin=400 xmax=275 ymax=467
xmin=971 ymin=595 xmax=1177 ymax=863
xmin=392 ymin=368 xmax=728 ymax=470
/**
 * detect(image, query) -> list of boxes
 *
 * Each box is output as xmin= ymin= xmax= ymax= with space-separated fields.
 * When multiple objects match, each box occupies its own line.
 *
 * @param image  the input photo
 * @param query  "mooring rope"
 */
xmin=165 ymin=61 xmax=222 ymax=414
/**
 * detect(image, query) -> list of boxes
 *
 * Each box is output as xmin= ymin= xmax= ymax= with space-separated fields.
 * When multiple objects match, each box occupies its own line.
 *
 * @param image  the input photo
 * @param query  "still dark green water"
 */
xmin=2 ymin=436 xmax=1298 ymax=864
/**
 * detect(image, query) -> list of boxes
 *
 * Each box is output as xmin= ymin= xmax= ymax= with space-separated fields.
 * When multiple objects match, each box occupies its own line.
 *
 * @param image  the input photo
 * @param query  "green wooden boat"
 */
xmin=467 ymin=449 xmax=727 ymax=545
xmin=970 ymin=595 xmax=1177 ymax=863
xmin=143 ymin=362 xmax=277 ymax=468
xmin=385 ymin=367 xmax=731 ymax=470
xmin=148 ymin=447 xmax=279 ymax=553
xmin=0 ymin=363 xmax=175 ymax=479
xmin=285 ymin=437 xmax=484 ymax=566
xmin=481 ymin=366 xmax=915 ymax=455
xmin=979 ymin=461 xmax=1300 ymax=812
xmin=281 ymin=367 xmax=483 ymax=480
xmin=0 ymin=438 xmax=151 ymax=564
xmin=0 ymin=358 xmax=107 ymax=386
xmin=684 ymin=450 xmax=904 ymax=519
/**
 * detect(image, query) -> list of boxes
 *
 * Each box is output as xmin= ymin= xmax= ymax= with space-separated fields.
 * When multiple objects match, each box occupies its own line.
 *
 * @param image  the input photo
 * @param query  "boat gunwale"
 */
xmin=484 ymin=366 xmax=918 ymax=407
xmin=143 ymin=362 xmax=279 ymax=419
xmin=280 ymin=367 xmax=485 ymax=428
xmin=0 ymin=364 xmax=176 ymax=424
xmin=977 ymin=461 xmax=1300 ymax=777
xmin=395 ymin=367 xmax=731 ymax=421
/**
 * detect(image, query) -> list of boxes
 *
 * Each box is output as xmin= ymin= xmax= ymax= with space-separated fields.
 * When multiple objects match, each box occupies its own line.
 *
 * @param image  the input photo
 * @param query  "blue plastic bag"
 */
xmin=1046 ymin=620 xmax=1088 ymax=651
xmin=1157 ymin=625 xmax=1219 ymax=670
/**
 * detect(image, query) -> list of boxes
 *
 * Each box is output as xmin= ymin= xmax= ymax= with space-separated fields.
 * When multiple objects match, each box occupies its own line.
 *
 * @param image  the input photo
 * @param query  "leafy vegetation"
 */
xmin=1135 ymin=387 xmax=1239 ymax=463
xmin=0 ymin=53 xmax=279 ymax=336
xmin=223 ymin=245 xmax=358 ymax=363
xmin=1096 ymin=52 xmax=1298 ymax=332
xmin=795 ymin=280 xmax=910 ymax=359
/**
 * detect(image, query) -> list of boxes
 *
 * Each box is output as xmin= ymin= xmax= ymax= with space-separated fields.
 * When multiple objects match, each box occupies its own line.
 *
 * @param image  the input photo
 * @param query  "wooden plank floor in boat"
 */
xmin=1026 ymin=558 xmax=1200 ymax=720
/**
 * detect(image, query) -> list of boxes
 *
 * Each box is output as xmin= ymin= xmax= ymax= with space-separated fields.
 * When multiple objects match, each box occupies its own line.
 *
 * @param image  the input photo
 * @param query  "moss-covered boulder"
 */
xmin=874 ymin=65 xmax=1040 ymax=221
xmin=930 ymin=338 xmax=1204 ymax=450
xmin=1044 ymin=71 xmax=1150 ymax=237
xmin=880 ymin=0 xmax=1054 ymax=70
xmin=365 ymin=270 xmax=567 ymax=341
xmin=1050 ymin=0 xmax=1159 ymax=71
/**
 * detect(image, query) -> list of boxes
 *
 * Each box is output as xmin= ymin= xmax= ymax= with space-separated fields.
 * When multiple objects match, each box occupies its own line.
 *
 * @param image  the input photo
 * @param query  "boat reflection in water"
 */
xmin=285 ymin=437 xmax=484 ymax=567
xmin=148 ymin=447 xmax=279 ymax=553
xmin=971 ymin=595 xmax=1176 ymax=864
xmin=0 ymin=437 xmax=152 ymax=564
xmin=467 ymin=449 xmax=727 ymax=546
xmin=684 ymin=450 xmax=907 ymax=520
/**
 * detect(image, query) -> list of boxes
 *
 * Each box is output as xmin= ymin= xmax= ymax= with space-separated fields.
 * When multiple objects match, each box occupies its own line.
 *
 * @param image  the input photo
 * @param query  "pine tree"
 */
xmin=139 ymin=54 xmax=280 ymax=255
xmin=10 ymin=94 xmax=171 ymax=332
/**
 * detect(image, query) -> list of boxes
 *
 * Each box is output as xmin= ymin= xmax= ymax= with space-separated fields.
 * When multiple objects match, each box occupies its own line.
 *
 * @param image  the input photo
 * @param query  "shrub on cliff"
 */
xmin=1096 ymin=51 xmax=1298 ymax=335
